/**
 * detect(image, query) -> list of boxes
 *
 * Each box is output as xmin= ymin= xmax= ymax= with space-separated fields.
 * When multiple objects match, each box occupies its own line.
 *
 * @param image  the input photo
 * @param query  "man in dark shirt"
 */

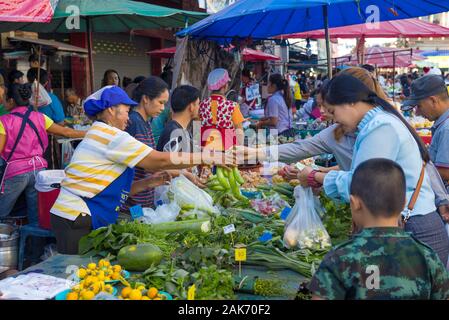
xmin=157 ymin=85 xmax=200 ymax=153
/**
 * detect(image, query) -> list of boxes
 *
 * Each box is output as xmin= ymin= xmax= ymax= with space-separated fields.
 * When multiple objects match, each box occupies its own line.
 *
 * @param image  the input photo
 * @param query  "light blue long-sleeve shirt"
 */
xmin=324 ymin=107 xmax=436 ymax=217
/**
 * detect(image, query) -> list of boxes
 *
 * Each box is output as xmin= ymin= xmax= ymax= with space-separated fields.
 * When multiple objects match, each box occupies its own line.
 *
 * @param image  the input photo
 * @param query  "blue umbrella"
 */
xmin=177 ymin=0 xmax=449 ymax=76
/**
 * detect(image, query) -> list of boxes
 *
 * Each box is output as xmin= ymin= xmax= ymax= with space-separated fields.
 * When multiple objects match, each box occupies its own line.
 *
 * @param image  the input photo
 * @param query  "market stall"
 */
xmin=0 ymin=164 xmax=351 ymax=300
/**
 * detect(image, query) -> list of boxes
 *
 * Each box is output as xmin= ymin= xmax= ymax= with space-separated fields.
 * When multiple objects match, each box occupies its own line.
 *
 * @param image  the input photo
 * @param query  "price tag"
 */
xmin=129 ymin=205 xmax=143 ymax=220
xmin=280 ymin=207 xmax=292 ymax=221
xmin=223 ymin=224 xmax=236 ymax=234
xmin=235 ymin=248 xmax=247 ymax=262
xmin=187 ymin=284 xmax=196 ymax=300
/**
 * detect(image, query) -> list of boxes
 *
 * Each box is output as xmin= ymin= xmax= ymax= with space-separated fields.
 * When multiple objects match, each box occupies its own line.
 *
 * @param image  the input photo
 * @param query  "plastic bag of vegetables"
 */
xmin=169 ymin=174 xmax=220 ymax=216
xmin=283 ymin=186 xmax=331 ymax=250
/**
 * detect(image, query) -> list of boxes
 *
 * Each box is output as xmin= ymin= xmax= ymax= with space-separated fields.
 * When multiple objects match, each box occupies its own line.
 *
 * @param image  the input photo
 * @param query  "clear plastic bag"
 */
xmin=169 ymin=174 xmax=219 ymax=215
xmin=138 ymin=202 xmax=180 ymax=224
xmin=61 ymin=140 xmax=74 ymax=168
xmin=154 ymin=185 xmax=170 ymax=205
xmin=283 ymin=186 xmax=331 ymax=250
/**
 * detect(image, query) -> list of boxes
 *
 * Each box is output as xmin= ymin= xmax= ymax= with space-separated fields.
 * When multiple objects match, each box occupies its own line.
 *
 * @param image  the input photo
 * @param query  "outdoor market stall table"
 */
xmin=12 ymin=254 xmax=306 ymax=300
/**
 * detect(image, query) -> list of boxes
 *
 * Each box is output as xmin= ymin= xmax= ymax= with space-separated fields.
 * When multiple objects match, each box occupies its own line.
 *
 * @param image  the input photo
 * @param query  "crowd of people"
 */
xmin=1 ymin=56 xmax=449 ymax=298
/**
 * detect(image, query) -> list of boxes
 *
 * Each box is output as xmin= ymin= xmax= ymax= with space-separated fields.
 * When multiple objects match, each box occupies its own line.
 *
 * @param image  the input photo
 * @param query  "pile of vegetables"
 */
xmin=207 ymin=167 xmax=247 ymax=199
xmin=78 ymin=166 xmax=353 ymax=300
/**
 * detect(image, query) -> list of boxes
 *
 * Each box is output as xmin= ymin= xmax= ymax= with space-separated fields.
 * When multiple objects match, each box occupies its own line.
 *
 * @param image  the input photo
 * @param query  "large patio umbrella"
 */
xmin=0 ymin=0 xmax=59 ymax=22
xmin=0 ymin=0 xmax=208 ymax=92
xmin=279 ymin=18 xmax=449 ymax=64
xmin=147 ymin=46 xmax=281 ymax=62
xmin=177 ymin=0 xmax=449 ymax=77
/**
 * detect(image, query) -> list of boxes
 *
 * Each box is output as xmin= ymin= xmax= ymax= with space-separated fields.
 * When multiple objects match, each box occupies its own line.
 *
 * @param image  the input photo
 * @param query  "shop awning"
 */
xmin=8 ymin=36 xmax=89 ymax=55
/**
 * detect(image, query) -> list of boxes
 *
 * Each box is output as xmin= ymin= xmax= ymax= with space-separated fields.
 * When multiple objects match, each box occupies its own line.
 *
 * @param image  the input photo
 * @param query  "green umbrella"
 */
xmin=0 ymin=0 xmax=208 ymax=91
xmin=0 ymin=0 xmax=207 ymax=32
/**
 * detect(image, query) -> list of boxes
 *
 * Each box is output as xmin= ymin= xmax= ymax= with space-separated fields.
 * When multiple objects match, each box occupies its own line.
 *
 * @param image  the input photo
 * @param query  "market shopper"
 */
xmin=310 ymin=158 xmax=449 ymax=300
xmin=0 ymin=83 xmax=85 ymax=226
xmin=157 ymin=85 xmax=200 ymax=153
xmin=123 ymin=76 xmax=170 ymax=210
xmin=27 ymin=68 xmax=65 ymax=125
xmin=402 ymin=75 xmax=449 ymax=193
xmin=256 ymin=73 xmax=294 ymax=137
xmin=50 ymin=85 xmax=220 ymax=254
xmin=297 ymin=74 xmax=449 ymax=264
xmin=101 ymin=69 xmax=120 ymax=88
xmin=200 ymin=68 xmax=244 ymax=150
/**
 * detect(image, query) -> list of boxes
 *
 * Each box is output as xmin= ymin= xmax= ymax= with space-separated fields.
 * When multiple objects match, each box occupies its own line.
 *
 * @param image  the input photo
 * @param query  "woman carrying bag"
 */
xmin=298 ymin=74 xmax=449 ymax=264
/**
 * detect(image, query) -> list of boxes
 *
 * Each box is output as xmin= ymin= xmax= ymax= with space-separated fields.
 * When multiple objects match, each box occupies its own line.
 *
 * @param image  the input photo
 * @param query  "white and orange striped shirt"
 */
xmin=50 ymin=121 xmax=152 ymax=221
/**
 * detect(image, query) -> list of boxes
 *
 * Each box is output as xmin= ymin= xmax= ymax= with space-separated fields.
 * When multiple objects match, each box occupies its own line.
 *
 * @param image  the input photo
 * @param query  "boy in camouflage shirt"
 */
xmin=310 ymin=158 xmax=449 ymax=300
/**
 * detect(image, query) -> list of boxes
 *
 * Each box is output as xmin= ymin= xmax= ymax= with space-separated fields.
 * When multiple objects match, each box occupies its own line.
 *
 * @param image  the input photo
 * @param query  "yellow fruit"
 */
xmin=87 ymin=263 xmax=97 ymax=270
xmin=90 ymin=277 xmax=99 ymax=283
xmin=147 ymin=287 xmax=158 ymax=299
xmin=77 ymin=268 xmax=87 ymax=279
xmin=89 ymin=283 xmax=101 ymax=294
xmin=137 ymin=285 xmax=146 ymax=291
xmin=103 ymin=260 xmax=111 ymax=268
xmin=97 ymin=271 xmax=105 ymax=281
xmin=90 ymin=271 xmax=97 ymax=276
xmin=141 ymin=296 xmax=150 ymax=300
xmin=104 ymin=285 xmax=114 ymax=294
xmin=129 ymin=289 xmax=142 ymax=300
xmin=72 ymin=284 xmax=82 ymax=292
xmin=111 ymin=272 xmax=120 ymax=280
xmin=82 ymin=290 xmax=95 ymax=300
xmin=113 ymin=265 xmax=122 ymax=273
xmin=121 ymin=287 xmax=132 ymax=298
xmin=98 ymin=259 xmax=106 ymax=268
xmin=66 ymin=292 xmax=79 ymax=300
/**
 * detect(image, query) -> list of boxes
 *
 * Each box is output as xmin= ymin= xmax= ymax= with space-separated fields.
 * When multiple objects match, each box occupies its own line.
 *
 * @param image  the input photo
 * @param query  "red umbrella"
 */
xmin=281 ymin=18 xmax=449 ymax=39
xmin=241 ymin=48 xmax=281 ymax=62
xmin=147 ymin=46 xmax=281 ymax=62
xmin=335 ymin=46 xmax=426 ymax=68
xmin=0 ymin=0 xmax=58 ymax=23
xmin=147 ymin=47 xmax=176 ymax=59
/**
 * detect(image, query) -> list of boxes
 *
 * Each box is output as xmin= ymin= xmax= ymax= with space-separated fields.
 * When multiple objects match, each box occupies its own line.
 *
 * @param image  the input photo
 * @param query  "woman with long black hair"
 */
xmin=299 ymin=74 xmax=449 ymax=264
xmin=256 ymin=73 xmax=294 ymax=137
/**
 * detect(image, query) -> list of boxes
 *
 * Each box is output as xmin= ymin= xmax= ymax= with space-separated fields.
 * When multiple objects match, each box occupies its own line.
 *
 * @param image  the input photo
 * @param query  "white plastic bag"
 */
xmin=30 ymin=81 xmax=52 ymax=108
xmin=139 ymin=201 xmax=180 ymax=224
xmin=169 ymin=174 xmax=219 ymax=215
xmin=283 ymin=186 xmax=331 ymax=250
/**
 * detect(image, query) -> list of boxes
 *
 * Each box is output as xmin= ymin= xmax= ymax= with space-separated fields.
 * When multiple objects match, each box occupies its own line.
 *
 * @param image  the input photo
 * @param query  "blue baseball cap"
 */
xmin=84 ymin=85 xmax=138 ymax=117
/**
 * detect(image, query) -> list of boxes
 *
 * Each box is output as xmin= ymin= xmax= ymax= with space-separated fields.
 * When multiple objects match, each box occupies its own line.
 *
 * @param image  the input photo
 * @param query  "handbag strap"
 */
xmin=10 ymin=112 xmax=45 ymax=152
xmin=5 ymin=107 xmax=33 ymax=162
xmin=405 ymin=162 xmax=427 ymax=221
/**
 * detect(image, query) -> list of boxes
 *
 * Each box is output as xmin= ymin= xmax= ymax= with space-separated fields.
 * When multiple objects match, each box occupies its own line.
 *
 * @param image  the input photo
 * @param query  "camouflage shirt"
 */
xmin=309 ymin=227 xmax=449 ymax=300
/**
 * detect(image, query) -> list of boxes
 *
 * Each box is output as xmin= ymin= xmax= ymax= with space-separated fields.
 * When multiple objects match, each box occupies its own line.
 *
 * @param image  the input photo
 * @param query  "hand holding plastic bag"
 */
xmin=283 ymin=186 xmax=331 ymax=250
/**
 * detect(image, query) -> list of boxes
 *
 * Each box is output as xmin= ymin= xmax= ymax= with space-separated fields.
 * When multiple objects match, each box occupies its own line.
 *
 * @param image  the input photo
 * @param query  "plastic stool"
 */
xmin=18 ymin=225 xmax=55 ymax=271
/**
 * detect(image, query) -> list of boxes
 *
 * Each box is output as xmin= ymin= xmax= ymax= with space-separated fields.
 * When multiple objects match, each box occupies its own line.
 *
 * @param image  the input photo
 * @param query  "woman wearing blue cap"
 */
xmin=50 ymin=85 xmax=222 ymax=254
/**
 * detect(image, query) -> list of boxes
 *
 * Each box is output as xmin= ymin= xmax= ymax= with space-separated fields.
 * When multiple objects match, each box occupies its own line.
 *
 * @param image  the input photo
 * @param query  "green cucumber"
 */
xmin=216 ymin=167 xmax=231 ymax=189
xmin=233 ymin=167 xmax=245 ymax=185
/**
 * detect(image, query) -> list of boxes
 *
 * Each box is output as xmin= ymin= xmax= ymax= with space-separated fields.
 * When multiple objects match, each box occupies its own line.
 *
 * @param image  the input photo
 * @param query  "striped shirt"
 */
xmin=50 ymin=121 xmax=153 ymax=221
xmin=123 ymin=111 xmax=156 ymax=210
